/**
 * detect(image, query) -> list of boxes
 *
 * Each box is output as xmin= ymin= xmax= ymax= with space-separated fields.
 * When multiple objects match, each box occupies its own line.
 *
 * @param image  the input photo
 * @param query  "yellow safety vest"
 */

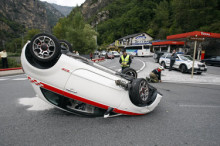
xmin=121 ymin=55 xmax=130 ymax=67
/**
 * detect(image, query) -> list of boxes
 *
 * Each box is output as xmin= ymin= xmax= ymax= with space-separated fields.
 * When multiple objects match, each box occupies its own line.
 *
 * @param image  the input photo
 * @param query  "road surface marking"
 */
xmin=0 ymin=78 xmax=8 ymax=81
xmin=136 ymin=59 xmax=146 ymax=73
xmin=13 ymin=78 xmax=27 ymax=81
xmin=179 ymin=104 xmax=220 ymax=108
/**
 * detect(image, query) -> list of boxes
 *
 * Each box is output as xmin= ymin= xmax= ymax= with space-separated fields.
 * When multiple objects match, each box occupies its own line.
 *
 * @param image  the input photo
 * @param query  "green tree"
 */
xmin=53 ymin=10 xmax=97 ymax=54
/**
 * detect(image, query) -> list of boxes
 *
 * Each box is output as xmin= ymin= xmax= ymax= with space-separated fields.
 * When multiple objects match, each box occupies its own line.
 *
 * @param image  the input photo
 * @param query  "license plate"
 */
xmin=200 ymin=67 xmax=205 ymax=70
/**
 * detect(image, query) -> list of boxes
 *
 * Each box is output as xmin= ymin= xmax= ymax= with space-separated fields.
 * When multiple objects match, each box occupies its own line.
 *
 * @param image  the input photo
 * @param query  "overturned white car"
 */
xmin=21 ymin=33 xmax=162 ymax=117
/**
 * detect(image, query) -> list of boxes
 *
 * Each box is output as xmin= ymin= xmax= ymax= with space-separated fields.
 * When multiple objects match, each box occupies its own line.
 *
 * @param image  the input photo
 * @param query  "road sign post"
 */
xmin=190 ymin=37 xmax=205 ymax=78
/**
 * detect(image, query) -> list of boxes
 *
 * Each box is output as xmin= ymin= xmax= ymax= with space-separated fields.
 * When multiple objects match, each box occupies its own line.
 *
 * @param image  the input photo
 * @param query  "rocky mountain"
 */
xmin=50 ymin=3 xmax=73 ymax=16
xmin=0 ymin=0 xmax=64 ymax=42
xmin=80 ymin=0 xmax=114 ymax=26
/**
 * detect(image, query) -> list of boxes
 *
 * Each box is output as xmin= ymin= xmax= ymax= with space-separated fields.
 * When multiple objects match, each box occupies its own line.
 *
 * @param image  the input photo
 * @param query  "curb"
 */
xmin=0 ymin=67 xmax=23 ymax=77
xmin=0 ymin=67 xmax=22 ymax=71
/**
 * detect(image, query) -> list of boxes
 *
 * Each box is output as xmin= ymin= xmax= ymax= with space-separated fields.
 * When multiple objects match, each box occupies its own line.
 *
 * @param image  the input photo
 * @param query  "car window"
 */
xmin=166 ymin=54 xmax=171 ymax=58
xmin=216 ymin=56 xmax=220 ymax=60
xmin=179 ymin=55 xmax=189 ymax=61
xmin=182 ymin=55 xmax=193 ymax=61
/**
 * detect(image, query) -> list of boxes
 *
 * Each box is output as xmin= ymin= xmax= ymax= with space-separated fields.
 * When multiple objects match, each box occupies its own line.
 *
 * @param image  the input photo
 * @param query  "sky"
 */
xmin=40 ymin=0 xmax=86 ymax=7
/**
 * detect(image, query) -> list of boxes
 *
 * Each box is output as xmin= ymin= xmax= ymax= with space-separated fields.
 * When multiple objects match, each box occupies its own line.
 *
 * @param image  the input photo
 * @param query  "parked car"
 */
xmin=105 ymin=52 xmax=114 ymax=59
xmin=110 ymin=51 xmax=120 ymax=57
xmin=201 ymin=56 xmax=220 ymax=66
xmin=159 ymin=53 xmax=207 ymax=74
xmin=101 ymin=51 xmax=107 ymax=56
xmin=153 ymin=51 xmax=165 ymax=63
xmin=20 ymin=33 xmax=163 ymax=117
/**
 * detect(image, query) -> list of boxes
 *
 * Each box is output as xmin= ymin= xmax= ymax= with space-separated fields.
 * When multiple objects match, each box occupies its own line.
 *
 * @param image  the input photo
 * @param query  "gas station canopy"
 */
xmin=152 ymin=41 xmax=185 ymax=46
xmin=167 ymin=31 xmax=220 ymax=40
xmin=166 ymin=31 xmax=220 ymax=78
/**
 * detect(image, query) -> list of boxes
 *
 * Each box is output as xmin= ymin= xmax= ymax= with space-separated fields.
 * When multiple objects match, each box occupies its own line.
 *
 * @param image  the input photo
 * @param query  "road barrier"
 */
xmin=92 ymin=57 xmax=105 ymax=62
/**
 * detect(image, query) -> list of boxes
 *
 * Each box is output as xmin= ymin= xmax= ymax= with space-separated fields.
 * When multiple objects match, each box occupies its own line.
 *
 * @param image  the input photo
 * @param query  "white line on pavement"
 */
xmin=163 ymin=80 xmax=220 ymax=85
xmin=136 ymin=59 xmax=146 ymax=73
xmin=13 ymin=78 xmax=27 ymax=81
xmin=179 ymin=104 xmax=220 ymax=108
xmin=0 ymin=78 xmax=8 ymax=81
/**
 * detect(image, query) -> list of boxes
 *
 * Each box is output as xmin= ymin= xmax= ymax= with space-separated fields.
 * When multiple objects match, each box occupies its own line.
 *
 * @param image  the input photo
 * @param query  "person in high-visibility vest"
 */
xmin=119 ymin=49 xmax=132 ymax=71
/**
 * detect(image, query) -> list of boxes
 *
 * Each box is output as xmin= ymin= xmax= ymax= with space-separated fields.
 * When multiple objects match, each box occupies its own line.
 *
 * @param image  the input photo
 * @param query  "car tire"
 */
xmin=197 ymin=72 xmax=202 ymax=75
xmin=60 ymin=40 xmax=73 ymax=53
xmin=121 ymin=68 xmax=138 ymax=78
xmin=180 ymin=64 xmax=187 ymax=73
xmin=161 ymin=61 xmax=166 ymax=69
xmin=129 ymin=78 xmax=150 ymax=106
xmin=30 ymin=33 xmax=61 ymax=62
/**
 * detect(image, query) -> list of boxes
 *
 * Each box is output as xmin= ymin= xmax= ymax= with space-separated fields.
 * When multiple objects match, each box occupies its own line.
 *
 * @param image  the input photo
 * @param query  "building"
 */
xmin=115 ymin=33 xmax=153 ymax=47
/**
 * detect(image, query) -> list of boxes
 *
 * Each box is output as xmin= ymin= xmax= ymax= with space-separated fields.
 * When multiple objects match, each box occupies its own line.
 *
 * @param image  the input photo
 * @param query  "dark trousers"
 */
xmin=169 ymin=60 xmax=175 ymax=71
xmin=122 ymin=66 xmax=129 ymax=71
xmin=2 ymin=58 xmax=8 ymax=68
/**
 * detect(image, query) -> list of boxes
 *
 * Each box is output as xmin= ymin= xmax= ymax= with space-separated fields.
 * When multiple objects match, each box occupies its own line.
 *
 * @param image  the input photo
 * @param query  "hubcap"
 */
xmin=126 ymin=71 xmax=137 ymax=78
xmin=139 ymin=80 xmax=149 ymax=101
xmin=32 ymin=36 xmax=56 ymax=60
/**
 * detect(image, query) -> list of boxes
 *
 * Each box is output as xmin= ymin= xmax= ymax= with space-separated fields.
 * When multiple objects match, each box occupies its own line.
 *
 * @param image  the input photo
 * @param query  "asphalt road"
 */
xmin=0 ymin=57 xmax=220 ymax=146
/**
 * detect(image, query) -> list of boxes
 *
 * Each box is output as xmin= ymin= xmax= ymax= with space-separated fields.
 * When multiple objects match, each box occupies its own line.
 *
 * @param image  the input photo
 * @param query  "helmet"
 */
xmin=159 ymin=66 xmax=164 ymax=70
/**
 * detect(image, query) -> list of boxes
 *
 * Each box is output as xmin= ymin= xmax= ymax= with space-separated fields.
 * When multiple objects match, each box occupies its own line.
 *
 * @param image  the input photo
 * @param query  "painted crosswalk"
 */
xmin=0 ymin=75 xmax=27 ymax=81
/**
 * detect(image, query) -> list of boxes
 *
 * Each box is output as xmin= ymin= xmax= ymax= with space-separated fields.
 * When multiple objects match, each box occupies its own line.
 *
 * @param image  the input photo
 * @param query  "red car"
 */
xmin=105 ymin=52 xmax=114 ymax=59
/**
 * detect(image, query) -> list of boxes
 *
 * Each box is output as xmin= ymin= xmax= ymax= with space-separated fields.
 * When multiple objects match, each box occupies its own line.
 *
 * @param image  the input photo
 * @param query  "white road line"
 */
xmin=0 ymin=78 xmax=8 ymax=81
xmin=13 ymin=78 xmax=27 ymax=81
xmin=163 ymin=80 xmax=220 ymax=85
xmin=179 ymin=104 xmax=220 ymax=108
xmin=109 ymin=66 xmax=116 ymax=68
xmin=136 ymin=59 xmax=146 ymax=73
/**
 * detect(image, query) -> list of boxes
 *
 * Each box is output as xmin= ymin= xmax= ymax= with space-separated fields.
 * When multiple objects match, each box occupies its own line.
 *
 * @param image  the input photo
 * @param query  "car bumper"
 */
xmin=188 ymin=67 xmax=207 ymax=73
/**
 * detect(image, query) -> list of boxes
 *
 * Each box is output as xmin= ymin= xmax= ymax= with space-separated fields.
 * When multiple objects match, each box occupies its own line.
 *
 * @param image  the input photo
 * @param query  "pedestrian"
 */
xmin=119 ymin=49 xmax=132 ymax=71
xmin=0 ymin=49 xmax=8 ymax=68
xmin=90 ymin=52 xmax=93 ymax=60
xmin=169 ymin=49 xmax=177 ymax=71
xmin=75 ymin=51 xmax=79 ymax=56
xmin=148 ymin=66 xmax=164 ymax=83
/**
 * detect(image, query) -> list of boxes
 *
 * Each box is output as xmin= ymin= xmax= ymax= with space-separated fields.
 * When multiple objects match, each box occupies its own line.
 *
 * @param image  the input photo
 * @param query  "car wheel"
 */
xmin=161 ymin=61 xmax=166 ymax=69
xmin=121 ymin=68 xmax=138 ymax=78
xmin=60 ymin=40 xmax=73 ymax=53
xmin=129 ymin=78 xmax=150 ymax=106
xmin=197 ymin=72 xmax=202 ymax=75
xmin=30 ymin=33 xmax=61 ymax=62
xmin=180 ymin=64 xmax=187 ymax=73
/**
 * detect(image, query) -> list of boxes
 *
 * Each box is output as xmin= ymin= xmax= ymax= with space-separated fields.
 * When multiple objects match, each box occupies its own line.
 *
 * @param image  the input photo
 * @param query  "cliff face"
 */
xmin=51 ymin=3 xmax=73 ymax=16
xmin=0 ymin=0 xmax=63 ymax=41
xmin=80 ymin=0 xmax=114 ymax=26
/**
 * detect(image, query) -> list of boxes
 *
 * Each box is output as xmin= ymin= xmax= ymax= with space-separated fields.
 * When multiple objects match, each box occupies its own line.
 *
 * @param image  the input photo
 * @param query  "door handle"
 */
xmin=66 ymin=88 xmax=77 ymax=93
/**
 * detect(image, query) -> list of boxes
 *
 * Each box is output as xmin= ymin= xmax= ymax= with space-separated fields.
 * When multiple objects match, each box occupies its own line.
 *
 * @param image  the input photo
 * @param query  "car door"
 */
xmin=173 ymin=56 xmax=181 ymax=69
xmin=64 ymin=64 xmax=125 ymax=109
xmin=165 ymin=54 xmax=171 ymax=66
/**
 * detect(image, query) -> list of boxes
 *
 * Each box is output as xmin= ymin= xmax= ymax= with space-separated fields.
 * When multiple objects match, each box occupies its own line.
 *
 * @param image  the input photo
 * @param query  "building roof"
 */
xmin=117 ymin=33 xmax=152 ymax=41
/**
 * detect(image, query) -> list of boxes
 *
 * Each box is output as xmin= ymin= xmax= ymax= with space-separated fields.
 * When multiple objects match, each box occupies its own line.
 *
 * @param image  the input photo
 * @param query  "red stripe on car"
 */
xmin=40 ymin=82 xmax=143 ymax=116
